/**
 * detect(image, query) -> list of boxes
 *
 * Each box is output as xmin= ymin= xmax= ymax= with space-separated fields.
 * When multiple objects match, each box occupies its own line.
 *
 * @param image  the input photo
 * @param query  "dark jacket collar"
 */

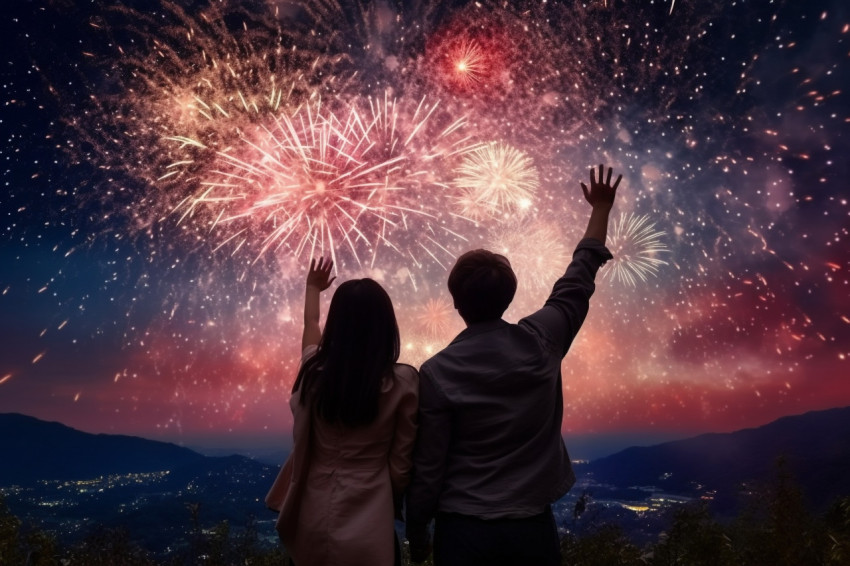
xmin=449 ymin=319 xmax=509 ymax=346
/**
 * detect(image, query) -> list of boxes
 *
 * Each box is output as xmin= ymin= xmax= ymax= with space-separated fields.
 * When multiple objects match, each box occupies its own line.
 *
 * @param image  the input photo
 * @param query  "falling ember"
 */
xmin=601 ymin=213 xmax=670 ymax=286
xmin=74 ymin=392 xmax=81 ymax=402
xmin=454 ymin=143 xmax=539 ymax=219
xmin=32 ymin=352 xmax=46 ymax=364
xmin=0 ymin=374 xmax=12 ymax=385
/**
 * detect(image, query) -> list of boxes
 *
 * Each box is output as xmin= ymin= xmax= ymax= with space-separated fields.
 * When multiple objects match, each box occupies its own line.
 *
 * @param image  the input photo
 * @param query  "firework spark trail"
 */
xmin=602 ymin=213 xmax=670 ymax=286
xmin=69 ymin=1 xmax=485 ymax=269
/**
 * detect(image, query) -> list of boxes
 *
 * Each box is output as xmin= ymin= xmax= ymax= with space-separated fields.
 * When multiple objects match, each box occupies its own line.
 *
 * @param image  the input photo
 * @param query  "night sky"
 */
xmin=2 ymin=0 xmax=848 ymax=458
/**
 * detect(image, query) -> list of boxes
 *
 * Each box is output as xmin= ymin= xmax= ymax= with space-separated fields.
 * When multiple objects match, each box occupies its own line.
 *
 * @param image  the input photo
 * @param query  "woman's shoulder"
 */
xmin=393 ymin=362 xmax=419 ymax=377
xmin=379 ymin=362 xmax=418 ymax=394
xmin=391 ymin=363 xmax=419 ymax=388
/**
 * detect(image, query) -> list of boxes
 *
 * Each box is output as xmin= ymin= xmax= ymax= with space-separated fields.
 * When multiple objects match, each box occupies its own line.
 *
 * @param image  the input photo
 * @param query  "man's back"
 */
xmin=408 ymin=237 xmax=611 ymax=523
xmin=406 ymin=164 xmax=621 ymax=565
xmin=418 ymin=317 xmax=572 ymax=517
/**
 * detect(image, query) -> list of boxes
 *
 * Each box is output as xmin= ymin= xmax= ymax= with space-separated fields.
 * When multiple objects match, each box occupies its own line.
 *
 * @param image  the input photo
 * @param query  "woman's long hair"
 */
xmin=293 ymin=278 xmax=400 ymax=427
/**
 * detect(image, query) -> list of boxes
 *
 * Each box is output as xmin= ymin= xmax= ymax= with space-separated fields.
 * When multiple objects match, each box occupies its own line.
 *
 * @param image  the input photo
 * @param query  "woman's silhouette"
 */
xmin=267 ymin=257 xmax=418 ymax=566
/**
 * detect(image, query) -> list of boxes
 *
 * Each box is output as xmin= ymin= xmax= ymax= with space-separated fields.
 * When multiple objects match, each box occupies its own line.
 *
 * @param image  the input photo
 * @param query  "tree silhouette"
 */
xmin=561 ymin=523 xmax=644 ymax=566
xmin=650 ymin=503 xmax=733 ymax=566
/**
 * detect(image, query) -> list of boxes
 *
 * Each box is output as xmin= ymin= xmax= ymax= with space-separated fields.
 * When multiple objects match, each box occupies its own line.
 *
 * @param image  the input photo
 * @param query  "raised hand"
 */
xmin=580 ymin=164 xmax=621 ymax=243
xmin=303 ymin=257 xmax=336 ymax=349
xmin=581 ymin=164 xmax=621 ymax=209
xmin=306 ymin=257 xmax=336 ymax=291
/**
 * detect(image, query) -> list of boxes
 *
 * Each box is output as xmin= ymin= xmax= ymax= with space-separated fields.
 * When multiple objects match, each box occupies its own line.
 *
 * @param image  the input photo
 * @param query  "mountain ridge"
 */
xmin=3 ymin=407 xmax=848 ymax=516
xmin=0 ymin=413 xmax=207 ymax=485
xmin=577 ymin=406 xmax=850 ymax=513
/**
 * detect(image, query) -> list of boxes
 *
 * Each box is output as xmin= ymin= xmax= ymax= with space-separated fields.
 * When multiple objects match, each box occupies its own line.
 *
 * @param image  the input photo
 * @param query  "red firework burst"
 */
xmin=426 ymin=19 xmax=512 ymax=95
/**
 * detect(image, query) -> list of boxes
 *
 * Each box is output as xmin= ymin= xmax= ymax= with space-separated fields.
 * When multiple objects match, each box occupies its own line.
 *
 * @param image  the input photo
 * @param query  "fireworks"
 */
xmin=601 ymin=213 xmax=669 ymax=286
xmin=11 ymin=0 xmax=848 ymax=439
xmin=415 ymin=297 xmax=457 ymax=338
xmin=171 ymin=92 xmax=479 ymax=266
xmin=489 ymin=220 xmax=570 ymax=295
xmin=64 ymin=1 xmax=344 ymax=237
xmin=445 ymin=39 xmax=487 ymax=90
xmin=424 ymin=6 xmax=520 ymax=99
xmin=454 ymin=143 xmax=539 ymax=219
xmin=401 ymin=332 xmax=446 ymax=368
xmin=67 ymin=1 xmax=490 ymax=269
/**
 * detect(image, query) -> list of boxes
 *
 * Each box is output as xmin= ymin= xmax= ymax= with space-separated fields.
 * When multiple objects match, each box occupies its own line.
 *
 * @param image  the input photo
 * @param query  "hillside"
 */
xmin=0 ymin=413 xmax=279 ymax=552
xmin=578 ymin=406 xmax=850 ymax=512
xmin=0 ymin=413 xmax=207 ymax=485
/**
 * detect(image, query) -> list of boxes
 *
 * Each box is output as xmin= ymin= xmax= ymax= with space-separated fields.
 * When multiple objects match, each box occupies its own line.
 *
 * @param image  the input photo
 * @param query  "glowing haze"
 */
xmin=1 ymin=0 xmax=848 ymax=457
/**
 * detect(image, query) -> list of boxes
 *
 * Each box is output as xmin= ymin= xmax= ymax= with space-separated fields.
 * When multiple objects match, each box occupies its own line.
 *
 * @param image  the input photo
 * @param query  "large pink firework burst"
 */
xmin=65 ymin=0 xmax=347 ymax=236
xmin=173 ymin=93 xmax=480 ymax=267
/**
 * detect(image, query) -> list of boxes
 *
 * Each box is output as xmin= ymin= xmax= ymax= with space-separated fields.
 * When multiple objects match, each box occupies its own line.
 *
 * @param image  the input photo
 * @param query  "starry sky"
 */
xmin=1 ymin=0 xmax=848 ymax=459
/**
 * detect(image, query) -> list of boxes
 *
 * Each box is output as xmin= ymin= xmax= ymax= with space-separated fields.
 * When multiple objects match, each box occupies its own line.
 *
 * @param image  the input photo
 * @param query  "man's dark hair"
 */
xmin=448 ymin=249 xmax=517 ymax=324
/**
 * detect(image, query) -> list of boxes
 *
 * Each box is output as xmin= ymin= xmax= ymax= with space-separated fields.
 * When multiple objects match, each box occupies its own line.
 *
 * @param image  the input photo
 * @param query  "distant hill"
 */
xmin=0 ymin=413 xmax=279 ymax=553
xmin=0 ymin=413 xmax=207 ymax=485
xmin=578 ymin=406 xmax=850 ymax=513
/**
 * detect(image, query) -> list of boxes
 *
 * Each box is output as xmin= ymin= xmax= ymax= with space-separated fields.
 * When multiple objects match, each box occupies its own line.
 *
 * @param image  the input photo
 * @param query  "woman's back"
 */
xmin=291 ymin=359 xmax=418 ymax=566
xmin=270 ymin=261 xmax=418 ymax=566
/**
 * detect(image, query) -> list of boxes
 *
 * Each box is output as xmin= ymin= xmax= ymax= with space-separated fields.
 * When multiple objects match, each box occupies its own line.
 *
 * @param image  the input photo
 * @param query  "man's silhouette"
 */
xmin=406 ymin=164 xmax=621 ymax=565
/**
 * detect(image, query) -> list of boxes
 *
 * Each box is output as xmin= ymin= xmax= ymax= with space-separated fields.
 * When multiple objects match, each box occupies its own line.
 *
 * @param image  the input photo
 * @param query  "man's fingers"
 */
xmin=589 ymin=163 xmax=622 ymax=191
xmin=581 ymin=182 xmax=589 ymax=200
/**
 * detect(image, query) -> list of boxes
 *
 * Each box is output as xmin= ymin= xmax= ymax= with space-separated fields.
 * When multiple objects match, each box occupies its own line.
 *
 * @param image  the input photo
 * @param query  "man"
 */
xmin=406 ymin=164 xmax=621 ymax=565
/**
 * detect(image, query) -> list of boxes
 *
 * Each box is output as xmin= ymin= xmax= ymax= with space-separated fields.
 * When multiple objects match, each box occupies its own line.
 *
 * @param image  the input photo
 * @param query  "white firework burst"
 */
xmin=602 ymin=213 xmax=669 ymax=286
xmin=454 ymin=142 xmax=539 ymax=219
xmin=489 ymin=220 xmax=570 ymax=292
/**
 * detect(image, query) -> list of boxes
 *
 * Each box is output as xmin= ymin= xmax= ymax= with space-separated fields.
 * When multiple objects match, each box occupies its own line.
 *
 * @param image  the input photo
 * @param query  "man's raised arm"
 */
xmin=521 ymin=164 xmax=621 ymax=354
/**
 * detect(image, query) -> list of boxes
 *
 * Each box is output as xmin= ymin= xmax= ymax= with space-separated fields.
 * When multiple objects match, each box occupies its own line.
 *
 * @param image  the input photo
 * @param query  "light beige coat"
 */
xmin=267 ymin=348 xmax=418 ymax=566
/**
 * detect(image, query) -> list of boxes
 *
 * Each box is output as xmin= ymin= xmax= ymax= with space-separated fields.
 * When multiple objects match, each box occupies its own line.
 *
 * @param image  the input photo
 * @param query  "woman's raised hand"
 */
xmin=306 ymin=257 xmax=336 ymax=291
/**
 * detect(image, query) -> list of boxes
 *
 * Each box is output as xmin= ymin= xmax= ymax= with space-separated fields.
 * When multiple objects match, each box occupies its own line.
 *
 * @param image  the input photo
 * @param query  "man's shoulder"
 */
xmin=420 ymin=323 xmax=536 ymax=372
xmin=420 ymin=332 xmax=474 ymax=363
xmin=418 ymin=351 xmax=443 ymax=375
xmin=418 ymin=344 xmax=460 ymax=382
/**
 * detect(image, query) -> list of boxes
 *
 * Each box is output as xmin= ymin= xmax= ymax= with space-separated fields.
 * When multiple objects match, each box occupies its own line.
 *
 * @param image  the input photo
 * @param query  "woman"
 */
xmin=267 ymin=257 xmax=419 ymax=566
